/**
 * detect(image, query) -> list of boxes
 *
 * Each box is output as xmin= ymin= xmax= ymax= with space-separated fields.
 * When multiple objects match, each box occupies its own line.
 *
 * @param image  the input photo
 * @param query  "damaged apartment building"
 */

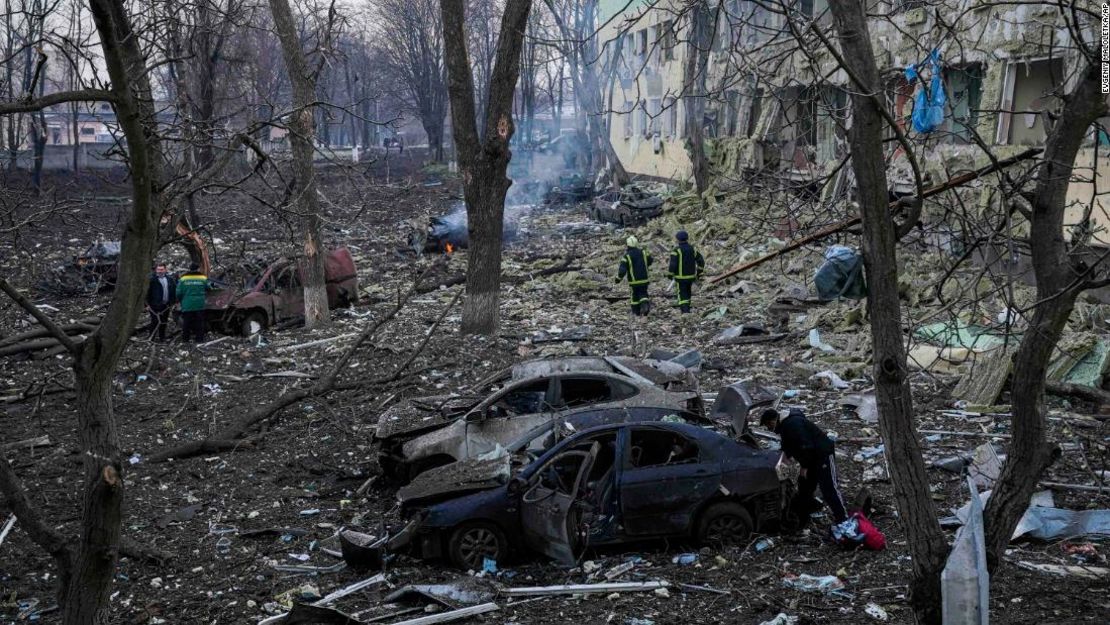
xmin=598 ymin=0 xmax=1110 ymax=246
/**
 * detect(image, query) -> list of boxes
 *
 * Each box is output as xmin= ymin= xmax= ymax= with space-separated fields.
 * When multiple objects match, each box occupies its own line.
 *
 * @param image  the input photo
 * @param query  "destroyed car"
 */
xmin=205 ymin=247 xmax=359 ymax=335
xmin=375 ymin=356 xmax=703 ymax=481
xmin=589 ymin=186 xmax=664 ymax=226
xmin=393 ymin=421 xmax=791 ymax=569
xmin=543 ymin=173 xmax=594 ymax=205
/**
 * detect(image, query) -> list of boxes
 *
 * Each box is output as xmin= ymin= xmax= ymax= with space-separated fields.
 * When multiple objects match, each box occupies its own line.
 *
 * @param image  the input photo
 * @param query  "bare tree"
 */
xmin=373 ymin=0 xmax=448 ymax=161
xmin=0 ymin=0 xmax=167 ymax=620
xmin=441 ymin=0 xmax=532 ymax=334
xmin=541 ymin=0 xmax=630 ymax=185
xmin=266 ymin=0 xmax=336 ymax=329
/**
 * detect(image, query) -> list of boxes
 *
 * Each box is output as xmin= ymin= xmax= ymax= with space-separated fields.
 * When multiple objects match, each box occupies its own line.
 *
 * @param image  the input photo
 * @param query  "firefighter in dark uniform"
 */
xmin=666 ymin=230 xmax=704 ymax=313
xmin=616 ymin=235 xmax=652 ymax=316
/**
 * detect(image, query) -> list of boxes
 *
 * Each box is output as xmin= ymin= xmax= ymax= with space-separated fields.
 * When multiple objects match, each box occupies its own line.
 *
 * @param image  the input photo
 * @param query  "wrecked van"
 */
xmin=394 ymin=422 xmax=791 ymax=569
xmin=375 ymin=357 xmax=704 ymax=481
xmin=205 ymin=247 xmax=359 ymax=335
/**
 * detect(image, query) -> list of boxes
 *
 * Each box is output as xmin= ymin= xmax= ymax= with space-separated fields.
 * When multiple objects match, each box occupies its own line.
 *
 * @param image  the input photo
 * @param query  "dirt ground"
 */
xmin=0 ymin=160 xmax=1107 ymax=624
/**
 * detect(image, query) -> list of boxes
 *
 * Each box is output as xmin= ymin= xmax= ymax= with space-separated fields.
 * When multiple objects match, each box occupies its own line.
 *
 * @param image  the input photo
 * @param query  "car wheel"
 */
xmin=697 ymin=501 xmax=754 ymax=547
xmin=448 ymin=522 xmax=508 ymax=570
xmin=240 ymin=310 xmax=267 ymax=337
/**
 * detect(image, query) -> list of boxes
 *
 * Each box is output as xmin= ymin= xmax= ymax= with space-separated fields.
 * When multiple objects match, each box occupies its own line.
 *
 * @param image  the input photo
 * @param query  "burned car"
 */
xmin=543 ymin=173 xmax=594 ymax=205
xmin=205 ymin=247 xmax=359 ymax=335
xmin=393 ymin=422 xmax=791 ymax=569
xmin=589 ymin=186 xmax=664 ymax=226
xmin=375 ymin=356 xmax=703 ymax=481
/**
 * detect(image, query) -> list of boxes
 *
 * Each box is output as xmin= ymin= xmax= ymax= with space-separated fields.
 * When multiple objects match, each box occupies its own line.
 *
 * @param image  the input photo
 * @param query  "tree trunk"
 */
xmin=825 ymin=1 xmax=948 ymax=622
xmin=57 ymin=0 xmax=166 ymax=621
xmin=983 ymin=60 xmax=1108 ymax=569
xmin=268 ymin=0 xmax=330 ymax=329
xmin=441 ymin=0 xmax=532 ymax=335
xmin=683 ymin=1 xmax=711 ymax=202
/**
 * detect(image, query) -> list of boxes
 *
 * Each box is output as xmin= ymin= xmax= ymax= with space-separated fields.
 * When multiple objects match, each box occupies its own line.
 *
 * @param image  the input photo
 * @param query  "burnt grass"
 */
xmin=1 ymin=163 xmax=1107 ymax=624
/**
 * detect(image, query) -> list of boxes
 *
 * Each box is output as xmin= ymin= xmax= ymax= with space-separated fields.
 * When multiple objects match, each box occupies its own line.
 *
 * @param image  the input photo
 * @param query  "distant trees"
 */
xmin=373 ymin=0 xmax=449 ymax=160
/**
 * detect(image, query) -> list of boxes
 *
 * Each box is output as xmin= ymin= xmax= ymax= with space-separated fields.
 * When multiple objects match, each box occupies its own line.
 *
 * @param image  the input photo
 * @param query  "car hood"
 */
xmin=375 ymin=394 xmax=483 ymax=441
xmin=397 ymin=453 xmax=513 ymax=506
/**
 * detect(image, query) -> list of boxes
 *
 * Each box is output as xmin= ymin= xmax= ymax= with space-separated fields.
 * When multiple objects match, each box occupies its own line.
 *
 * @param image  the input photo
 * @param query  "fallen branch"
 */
xmin=276 ymin=333 xmax=358 ymax=353
xmin=1039 ymin=481 xmax=1108 ymax=493
xmin=0 ymin=319 xmax=99 ymax=348
xmin=708 ymin=147 xmax=1044 ymax=285
xmin=0 ymin=448 xmax=74 ymax=582
xmin=0 ymin=278 xmax=79 ymax=354
xmin=1045 ymin=381 xmax=1110 ymax=409
xmin=1 ymin=435 xmax=51 ymax=451
xmin=0 ymin=336 xmax=87 ymax=358
xmin=383 ymin=289 xmax=463 ymax=382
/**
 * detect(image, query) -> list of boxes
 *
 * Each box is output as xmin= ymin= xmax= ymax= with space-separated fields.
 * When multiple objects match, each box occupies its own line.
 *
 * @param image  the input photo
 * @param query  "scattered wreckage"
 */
xmin=205 ymin=247 xmax=359 ymax=335
xmin=387 ymin=421 xmax=792 ymax=570
xmin=590 ymin=186 xmax=664 ymax=226
xmin=543 ymin=173 xmax=594 ymax=205
xmin=374 ymin=356 xmax=709 ymax=481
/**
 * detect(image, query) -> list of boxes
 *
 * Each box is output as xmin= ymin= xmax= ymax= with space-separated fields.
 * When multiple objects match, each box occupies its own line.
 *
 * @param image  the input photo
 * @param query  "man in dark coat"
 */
xmin=146 ymin=263 xmax=176 ymax=342
xmin=616 ymin=235 xmax=652 ymax=316
xmin=666 ymin=230 xmax=704 ymax=313
xmin=761 ymin=407 xmax=848 ymax=524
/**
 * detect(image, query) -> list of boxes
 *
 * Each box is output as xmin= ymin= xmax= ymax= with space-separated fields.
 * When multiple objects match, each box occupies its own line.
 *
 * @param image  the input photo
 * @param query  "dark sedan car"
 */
xmin=397 ymin=422 xmax=790 ymax=570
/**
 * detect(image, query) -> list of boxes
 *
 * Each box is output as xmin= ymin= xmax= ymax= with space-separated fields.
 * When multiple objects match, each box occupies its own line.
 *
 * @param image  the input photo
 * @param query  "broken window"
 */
xmin=663 ymin=96 xmax=677 ymax=136
xmin=636 ymin=28 xmax=648 ymax=57
xmin=661 ymin=20 xmax=675 ymax=61
xmin=493 ymin=380 xmax=549 ymax=416
xmin=997 ymin=58 xmax=1064 ymax=145
xmin=945 ymin=64 xmax=983 ymax=144
xmin=275 ymin=265 xmax=300 ymax=291
xmin=628 ymin=429 xmax=700 ymax=468
xmin=557 ymin=376 xmax=635 ymax=408
xmin=623 ymin=101 xmax=634 ymax=138
xmin=724 ymin=90 xmax=741 ymax=136
xmin=637 ymin=100 xmax=649 ymax=137
xmin=646 ymin=98 xmax=661 ymax=135
xmin=745 ymin=87 xmax=764 ymax=138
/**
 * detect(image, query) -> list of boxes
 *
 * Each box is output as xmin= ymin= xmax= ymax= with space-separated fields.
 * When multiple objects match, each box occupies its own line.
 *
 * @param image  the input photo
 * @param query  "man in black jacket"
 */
xmin=146 ymin=263 xmax=176 ymax=342
xmin=666 ymin=230 xmax=704 ymax=313
xmin=616 ymin=235 xmax=652 ymax=316
xmin=761 ymin=407 xmax=847 ymax=524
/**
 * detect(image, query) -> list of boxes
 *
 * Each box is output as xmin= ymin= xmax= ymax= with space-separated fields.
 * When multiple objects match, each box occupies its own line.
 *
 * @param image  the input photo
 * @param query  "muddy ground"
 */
xmin=0 ymin=158 xmax=1107 ymax=624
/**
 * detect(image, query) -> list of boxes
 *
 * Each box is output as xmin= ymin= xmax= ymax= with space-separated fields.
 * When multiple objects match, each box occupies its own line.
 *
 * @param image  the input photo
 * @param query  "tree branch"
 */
xmin=0 ymin=89 xmax=115 ymax=115
xmin=0 ymin=279 xmax=79 ymax=355
xmin=0 ymin=451 xmax=74 ymax=586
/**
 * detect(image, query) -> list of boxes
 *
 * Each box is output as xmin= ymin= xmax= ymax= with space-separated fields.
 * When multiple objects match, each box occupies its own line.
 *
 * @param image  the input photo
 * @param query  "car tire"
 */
xmin=240 ymin=310 xmax=267 ymax=337
xmin=696 ymin=501 xmax=754 ymax=547
xmin=448 ymin=521 xmax=509 ymax=571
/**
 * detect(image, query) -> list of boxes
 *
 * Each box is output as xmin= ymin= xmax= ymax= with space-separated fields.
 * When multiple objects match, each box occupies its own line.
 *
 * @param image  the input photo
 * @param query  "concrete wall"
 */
xmin=5 ymin=143 xmax=124 ymax=171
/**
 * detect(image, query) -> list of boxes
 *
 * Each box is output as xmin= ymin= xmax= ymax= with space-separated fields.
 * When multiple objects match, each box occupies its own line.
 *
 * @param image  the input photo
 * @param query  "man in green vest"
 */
xmin=176 ymin=263 xmax=210 ymax=343
xmin=616 ymin=235 xmax=652 ymax=316
xmin=666 ymin=230 xmax=704 ymax=313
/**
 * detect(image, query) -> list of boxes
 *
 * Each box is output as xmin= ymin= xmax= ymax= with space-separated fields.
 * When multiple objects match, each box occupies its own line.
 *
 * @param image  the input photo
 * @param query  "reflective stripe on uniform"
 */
xmin=625 ymin=252 xmax=649 ymax=285
xmin=670 ymin=249 xmax=697 ymax=279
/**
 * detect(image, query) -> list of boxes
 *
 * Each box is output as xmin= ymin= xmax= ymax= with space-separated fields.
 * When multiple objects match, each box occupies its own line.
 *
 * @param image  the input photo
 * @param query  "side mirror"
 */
xmin=507 ymin=476 xmax=526 ymax=497
xmin=465 ymin=410 xmax=485 ymax=423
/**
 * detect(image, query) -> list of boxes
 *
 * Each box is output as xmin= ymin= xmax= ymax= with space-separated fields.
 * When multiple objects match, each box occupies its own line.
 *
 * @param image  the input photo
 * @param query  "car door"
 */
xmin=273 ymin=264 xmax=304 ymax=320
xmin=464 ymin=378 xmax=555 ymax=458
xmin=619 ymin=426 xmax=721 ymax=536
xmin=520 ymin=442 xmax=599 ymax=565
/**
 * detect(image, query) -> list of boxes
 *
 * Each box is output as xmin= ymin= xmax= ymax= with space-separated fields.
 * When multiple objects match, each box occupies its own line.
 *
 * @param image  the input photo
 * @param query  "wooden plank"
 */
xmin=387 ymin=603 xmax=500 ymax=625
xmin=501 ymin=581 xmax=667 ymax=596
xmin=952 ymin=347 xmax=1016 ymax=406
